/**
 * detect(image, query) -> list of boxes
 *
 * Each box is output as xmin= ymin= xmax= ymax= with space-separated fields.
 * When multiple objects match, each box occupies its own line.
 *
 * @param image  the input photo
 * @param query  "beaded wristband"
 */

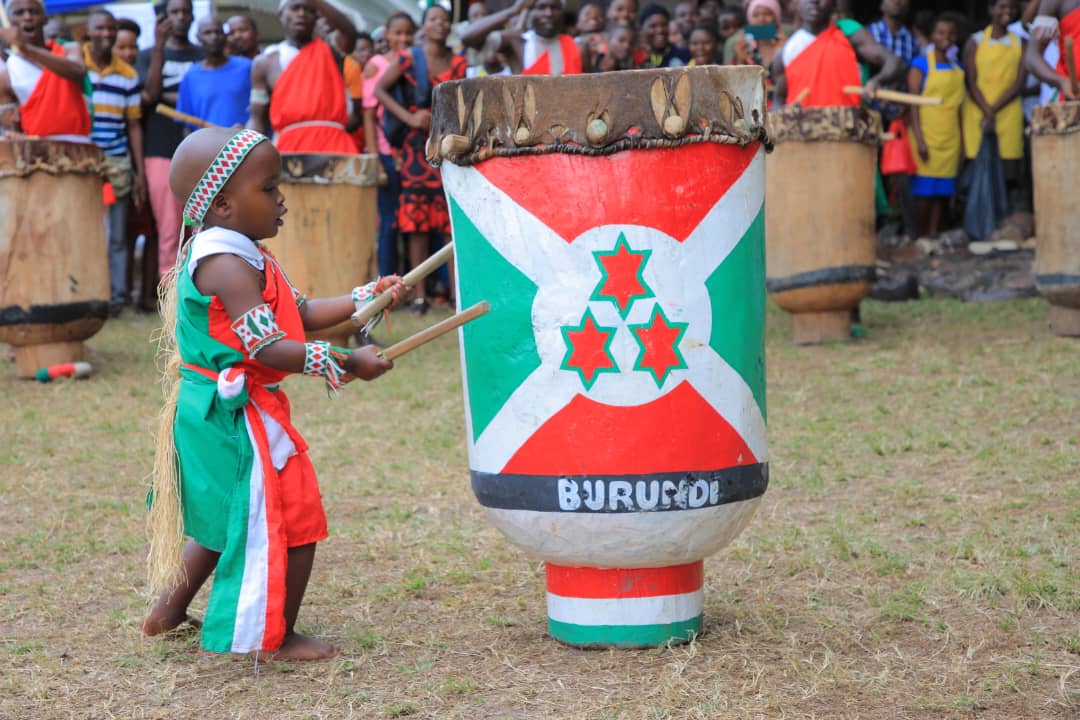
xmin=303 ymin=341 xmax=349 ymax=394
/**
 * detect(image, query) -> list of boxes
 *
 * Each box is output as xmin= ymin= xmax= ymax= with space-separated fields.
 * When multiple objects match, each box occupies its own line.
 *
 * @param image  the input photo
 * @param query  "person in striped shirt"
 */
xmin=84 ymin=8 xmax=146 ymax=313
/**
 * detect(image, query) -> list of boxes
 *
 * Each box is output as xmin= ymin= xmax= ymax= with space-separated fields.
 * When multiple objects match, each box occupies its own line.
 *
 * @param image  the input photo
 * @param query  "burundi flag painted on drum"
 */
xmin=443 ymin=139 xmax=768 ymax=648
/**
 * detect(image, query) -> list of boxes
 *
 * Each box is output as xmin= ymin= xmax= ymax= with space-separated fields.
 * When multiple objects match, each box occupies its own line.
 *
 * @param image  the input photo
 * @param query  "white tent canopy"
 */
xmin=231 ymin=0 xmax=423 ymax=32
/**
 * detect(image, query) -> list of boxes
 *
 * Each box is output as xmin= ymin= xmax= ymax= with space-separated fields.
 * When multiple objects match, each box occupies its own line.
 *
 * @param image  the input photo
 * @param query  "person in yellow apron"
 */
xmin=961 ymin=0 xmax=1026 ymax=162
xmin=908 ymin=15 xmax=966 ymax=238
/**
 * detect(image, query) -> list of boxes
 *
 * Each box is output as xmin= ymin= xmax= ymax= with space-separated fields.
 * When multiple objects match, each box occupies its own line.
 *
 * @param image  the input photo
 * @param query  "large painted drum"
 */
xmin=1030 ymin=101 xmax=1080 ymax=337
xmin=261 ymin=153 xmax=379 ymax=346
xmin=0 ymin=139 xmax=110 ymax=378
xmin=765 ymin=106 xmax=881 ymax=344
xmin=431 ymin=67 xmax=770 ymax=648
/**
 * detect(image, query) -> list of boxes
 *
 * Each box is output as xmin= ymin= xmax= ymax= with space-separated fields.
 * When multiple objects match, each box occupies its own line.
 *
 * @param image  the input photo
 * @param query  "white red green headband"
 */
xmin=183 ymin=129 xmax=268 ymax=227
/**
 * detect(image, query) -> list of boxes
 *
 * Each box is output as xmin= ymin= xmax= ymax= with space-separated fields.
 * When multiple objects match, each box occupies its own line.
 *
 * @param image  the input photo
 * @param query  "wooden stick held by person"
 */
xmin=772 ymin=0 xmax=903 ymax=108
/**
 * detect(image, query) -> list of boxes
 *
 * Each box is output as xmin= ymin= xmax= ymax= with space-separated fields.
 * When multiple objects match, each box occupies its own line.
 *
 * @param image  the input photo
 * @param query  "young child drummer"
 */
xmin=142 ymin=127 xmax=406 ymax=660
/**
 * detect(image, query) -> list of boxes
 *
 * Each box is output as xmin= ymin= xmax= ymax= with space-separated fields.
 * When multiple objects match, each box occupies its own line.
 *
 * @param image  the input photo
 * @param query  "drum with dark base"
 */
xmin=261 ymin=153 xmax=379 ymax=346
xmin=431 ymin=67 xmax=770 ymax=648
xmin=0 ymin=139 xmax=110 ymax=378
xmin=1030 ymin=101 xmax=1080 ymax=337
xmin=765 ymin=106 xmax=881 ymax=345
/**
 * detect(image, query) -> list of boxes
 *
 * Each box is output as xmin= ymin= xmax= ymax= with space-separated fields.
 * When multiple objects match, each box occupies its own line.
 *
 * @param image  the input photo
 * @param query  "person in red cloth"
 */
xmin=460 ymin=0 xmax=591 ymax=75
xmin=0 ymin=0 xmax=89 ymax=139
xmin=249 ymin=0 xmax=359 ymax=154
xmin=1025 ymin=0 xmax=1080 ymax=101
xmin=772 ymin=0 xmax=902 ymax=107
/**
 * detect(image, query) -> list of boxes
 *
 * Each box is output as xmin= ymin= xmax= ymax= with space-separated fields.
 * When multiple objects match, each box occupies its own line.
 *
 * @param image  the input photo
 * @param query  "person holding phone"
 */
xmin=136 ymin=0 xmax=203 ymax=280
xmin=731 ymin=0 xmax=786 ymax=104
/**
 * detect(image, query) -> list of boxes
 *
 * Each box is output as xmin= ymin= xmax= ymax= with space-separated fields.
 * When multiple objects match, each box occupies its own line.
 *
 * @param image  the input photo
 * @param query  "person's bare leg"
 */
xmin=914 ymin=197 xmax=930 ymax=239
xmin=142 ymin=540 xmax=220 ymax=635
xmin=927 ymin=198 xmax=943 ymax=238
xmin=265 ymin=543 xmax=338 ymax=660
xmin=408 ymin=232 xmax=429 ymax=308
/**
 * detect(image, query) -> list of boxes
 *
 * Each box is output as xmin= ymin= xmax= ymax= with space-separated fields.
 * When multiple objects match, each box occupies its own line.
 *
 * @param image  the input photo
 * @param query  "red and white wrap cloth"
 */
xmin=180 ymin=363 xmax=318 ymax=653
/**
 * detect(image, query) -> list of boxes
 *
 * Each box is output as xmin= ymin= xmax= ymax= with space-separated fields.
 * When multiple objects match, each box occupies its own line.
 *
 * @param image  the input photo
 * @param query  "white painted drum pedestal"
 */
xmin=431 ymin=67 xmax=771 ymax=647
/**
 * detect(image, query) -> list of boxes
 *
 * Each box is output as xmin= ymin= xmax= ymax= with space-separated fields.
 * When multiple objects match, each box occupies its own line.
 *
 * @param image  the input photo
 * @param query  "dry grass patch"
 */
xmin=1 ymin=297 xmax=1077 ymax=719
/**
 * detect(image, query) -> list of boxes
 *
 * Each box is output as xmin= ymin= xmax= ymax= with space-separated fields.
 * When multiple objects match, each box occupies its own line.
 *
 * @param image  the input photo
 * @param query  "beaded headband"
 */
xmin=183 ymin=129 xmax=268 ymax=227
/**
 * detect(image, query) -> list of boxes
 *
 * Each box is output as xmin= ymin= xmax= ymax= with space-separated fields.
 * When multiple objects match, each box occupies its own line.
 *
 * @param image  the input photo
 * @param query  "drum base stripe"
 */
xmin=546 ymin=590 xmax=704 ymax=626
xmin=765 ymin=265 xmax=877 ymax=294
xmin=547 ymin=617 xmax=702 ymax=648
xmin=546 ymin=561 xmax=703 ymax=599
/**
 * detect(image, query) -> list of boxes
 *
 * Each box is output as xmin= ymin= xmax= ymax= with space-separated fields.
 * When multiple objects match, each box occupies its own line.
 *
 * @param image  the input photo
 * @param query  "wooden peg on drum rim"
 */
xmin=843 ymin=85 xmax=943 ymax=106
xmin=440 ymin=134 xmax=470 ymax=158
xmin=155 ymin=103 xmax=220 ymax=129
xmin=378 ymin=301 xmax=490 ymax=361
xmin=351 ymin=242 xmax=455 ymax=327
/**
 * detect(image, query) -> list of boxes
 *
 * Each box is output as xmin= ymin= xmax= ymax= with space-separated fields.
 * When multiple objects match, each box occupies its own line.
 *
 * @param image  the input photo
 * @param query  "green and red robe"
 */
xmin=174 ymin=227 xmax=327 ymax=654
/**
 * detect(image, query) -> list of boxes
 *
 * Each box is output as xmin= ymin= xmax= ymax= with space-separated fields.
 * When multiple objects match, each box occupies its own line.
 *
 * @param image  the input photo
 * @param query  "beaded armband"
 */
xmin=231 ymin=303 xmax=286 ymax=357
xmin=303 ymin=341 xmax=350 ymax=395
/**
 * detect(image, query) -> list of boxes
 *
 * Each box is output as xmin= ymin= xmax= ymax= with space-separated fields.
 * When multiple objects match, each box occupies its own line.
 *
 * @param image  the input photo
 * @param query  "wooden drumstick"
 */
xmin=351 ymin=242 xmax=455 ymax=327
xmin=843 ymin=85 xmax=943 ymax=106
xmin=379 ymin=301 xmax=489 ymax=361
xmin=155 ymin=103 xmax=219 ymax=129
xmin=1067 ymin=38 xmax=1079 ymax=99
xmin=791 ymin=88 xmax=810 ymax=107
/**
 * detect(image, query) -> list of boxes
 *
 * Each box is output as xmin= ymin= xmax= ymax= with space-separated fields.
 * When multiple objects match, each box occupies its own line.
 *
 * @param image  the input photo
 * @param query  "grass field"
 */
xmin=1 ymin=297 xmax=1077 ymax=719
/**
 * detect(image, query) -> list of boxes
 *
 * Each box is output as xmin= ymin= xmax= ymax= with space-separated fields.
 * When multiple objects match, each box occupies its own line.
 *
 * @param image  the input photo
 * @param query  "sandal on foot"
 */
xmin=410 ymin=298 xmax=430 ymax=316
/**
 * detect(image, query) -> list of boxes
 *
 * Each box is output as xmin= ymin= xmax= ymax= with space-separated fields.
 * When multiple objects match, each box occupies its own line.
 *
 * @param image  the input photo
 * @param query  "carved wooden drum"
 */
xmin=1030 ymin=101 xmax=1080 ymax=337
xmin=431 ymin=67 xmax=770 ymax=648
xmin=765 ymin=106 xmax=881 ymax=344
xmin=261 ymin=153 xmax=379 ymax=346
xmin=0 ymin=139 xmax=110 ymax=378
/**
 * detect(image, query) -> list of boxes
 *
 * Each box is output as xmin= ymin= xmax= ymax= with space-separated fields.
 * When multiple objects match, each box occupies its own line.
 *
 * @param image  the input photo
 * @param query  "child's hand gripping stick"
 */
xmin=351 ymin=242 xmax=455 ymax=329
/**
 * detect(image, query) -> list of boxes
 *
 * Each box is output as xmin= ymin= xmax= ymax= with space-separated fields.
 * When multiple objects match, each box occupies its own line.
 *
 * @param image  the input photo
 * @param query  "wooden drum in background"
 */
xmin=765 ymin=106 xmax=881 ymax=345
xmin=0 ymin=139 xmax=110 ymax=378
xmin=1030 ymin=102 xmax=1080 ymax=337
xmin=431 ymin=67 xmax=770 ymax=648
xmin=262 ymin=153 xmax=379 ymax=346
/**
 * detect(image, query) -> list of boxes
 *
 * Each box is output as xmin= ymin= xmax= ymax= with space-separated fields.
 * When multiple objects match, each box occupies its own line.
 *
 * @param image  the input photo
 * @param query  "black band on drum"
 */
xmin=766 ymin=265 xmax=877 ymax=294
xmin=0 ymin=301 xmax=110 ymax=326
xmin=471 ymin=463 xmax=768 ymax=513
xmin=1035 ymin=273 xmax=1080 ymax=289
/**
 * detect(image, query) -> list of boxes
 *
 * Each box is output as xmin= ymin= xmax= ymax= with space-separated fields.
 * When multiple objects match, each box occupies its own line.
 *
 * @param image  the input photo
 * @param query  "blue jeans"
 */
xmin=377 ymin=153 xmax=401 ymax=277
xmin=106 ymin=195 xmax=130 ymax=306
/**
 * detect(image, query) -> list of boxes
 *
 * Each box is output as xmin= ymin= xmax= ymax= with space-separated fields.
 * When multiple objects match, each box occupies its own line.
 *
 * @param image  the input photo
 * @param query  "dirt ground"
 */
xmin=1 ymin=298 xmax=1077 ymax=719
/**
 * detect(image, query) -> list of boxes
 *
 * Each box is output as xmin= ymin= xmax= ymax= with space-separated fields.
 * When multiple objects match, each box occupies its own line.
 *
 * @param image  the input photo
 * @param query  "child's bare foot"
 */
xmin=262 ymin=632 xmax=339 ymax=661
xmin=142 ymin=610 xmax=201 ymax=637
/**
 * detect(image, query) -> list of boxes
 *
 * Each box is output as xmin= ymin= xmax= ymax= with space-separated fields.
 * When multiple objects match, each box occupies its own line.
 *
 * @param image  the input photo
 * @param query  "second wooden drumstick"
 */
xmin=843 ymin=85 xmax=943 ymax=106
xmin=352 ymin=242 xmax=455 ymax=327
xmin=379 ymin=300 xmax=489 ymax=361
xmin=155 ymin=103 xmax=219 ymax=129
xmin=1067 ymin=38 xmax=1079 ymax=98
